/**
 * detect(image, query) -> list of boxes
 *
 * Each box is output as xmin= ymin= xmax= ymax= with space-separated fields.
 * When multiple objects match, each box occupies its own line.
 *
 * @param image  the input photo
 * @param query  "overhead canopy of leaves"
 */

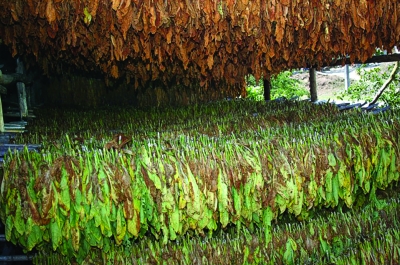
xmin=1 ymin=0 xmax=399 ymax=90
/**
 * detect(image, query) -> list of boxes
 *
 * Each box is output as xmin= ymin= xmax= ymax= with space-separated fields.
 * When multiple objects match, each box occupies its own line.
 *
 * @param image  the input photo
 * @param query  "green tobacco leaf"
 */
xmin=127 ymin=198 xmax=141 ymax=237
xmin=60 ymin=167 xmax=71 ymax=212
xmin=325 ymin=169 xmax=333 ymax=204
xmin=283 ymin=237 xmax=297 ymax=265
xmin=149 ymin=171 xmax=162 ymax=190
xmin=186 ymin=164 xmax=204 ymax=224
xmin=83 ymin=7 xmax=92 ymax=25
xmin=292 ymin=189 xmax=303 ymax=216
xmin=170 ymin=206 xmax=180 ymax=234
xmin=116 ymin=206 xmax=126 ymax=244
xmin=286 ymin=178 xmax=300 ymax=215
xmin=232 ymin=187 xmax=241 ymax=217
xmin=98 ymin=168 xmax=110 ymax=205
xmin=332 ymin=174 xmax=339 ymax=206
xmin=71 ymin=226 xmax=80 ymax=251
xmin=308 ymin=179 xmax=318 ymax=204
xmin=100 ymin=206 xmax=112 ymax=237
xmin=262 ymin=207 xmax=274 ymax=246
xmin=74 ymin=189 xmax=84 ymax=215
xmin=27 ymin=223 xmax=42 ymax=251
xmin=328 ymin=153 xmax=337 ymax=167
xmin=84 ymin=220 xmax=100 ymax=247
xmin=14 ymin=200 xmax=25 ymax=236
xmin=5 ymin=215 xmax=13 ymax=241
xmin=198 ymin=206 xmax=212 ymax=230
xmin=50 ymin=218 xmax=62 ymax=250
xmin=275 ymin=193 xmax=287 ymax=214
xmin=217 ymin=168 xmax=229 ymax=227
xmin=62 ymin=219 xmax=70 ymax=241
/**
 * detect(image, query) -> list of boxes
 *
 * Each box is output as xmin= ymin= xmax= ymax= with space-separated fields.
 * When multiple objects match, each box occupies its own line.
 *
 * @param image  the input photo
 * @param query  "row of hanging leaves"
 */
xmin=1 ymin=0 xmax=400 ymax=90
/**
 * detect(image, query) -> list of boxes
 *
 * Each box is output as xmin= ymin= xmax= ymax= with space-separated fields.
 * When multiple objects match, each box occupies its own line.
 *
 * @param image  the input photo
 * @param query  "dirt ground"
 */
xmin=292 ymin=70 xmax=349 ymax=100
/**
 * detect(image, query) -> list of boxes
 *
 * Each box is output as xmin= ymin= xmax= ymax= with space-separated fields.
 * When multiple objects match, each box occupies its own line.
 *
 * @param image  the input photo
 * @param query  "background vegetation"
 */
xmin=246 ymin=71 xmax=308 ymax=101
xmin=337 ymin=64 xmax=400 ymax=107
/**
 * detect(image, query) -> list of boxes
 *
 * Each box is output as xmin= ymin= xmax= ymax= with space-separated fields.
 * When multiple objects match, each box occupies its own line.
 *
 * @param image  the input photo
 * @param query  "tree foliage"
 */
xmin=337 ymin=64 xmax=400 ymax=107
xmin=246 ymin=71 xmax=308 ymax=101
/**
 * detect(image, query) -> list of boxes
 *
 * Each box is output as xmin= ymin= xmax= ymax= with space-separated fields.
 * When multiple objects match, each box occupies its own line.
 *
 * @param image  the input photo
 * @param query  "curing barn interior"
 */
xmin=0 ymin=1 xmax=400 ymax=264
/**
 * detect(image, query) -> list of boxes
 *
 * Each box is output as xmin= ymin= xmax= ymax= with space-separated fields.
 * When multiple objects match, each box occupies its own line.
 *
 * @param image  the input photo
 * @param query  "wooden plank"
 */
xmin=339 ymin=103 xmax=363 ymax=111
xmin=0 ymin=144 xmax=41 ymax=155
xmin=0 ymin=143 xmax=41 ymax=148
xmin=4 ymin=129 xmax=28 ymax=133
xmin=3 ymin=112 xmax=36 ymax=118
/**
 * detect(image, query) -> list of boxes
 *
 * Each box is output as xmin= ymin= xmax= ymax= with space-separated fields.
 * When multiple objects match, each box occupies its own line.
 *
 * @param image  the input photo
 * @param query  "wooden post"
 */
xmin=16 ymin=59 xmax=28 ymax=119
xmin=309 ymin=67 xmax=318 ymax=102
xmin=263 ymin=78 xmax=271 ymax=101
xmin=345 ymin=64 xmax=350 ymax=90
xmin=0 ymin=94 xmax=4 ymax=133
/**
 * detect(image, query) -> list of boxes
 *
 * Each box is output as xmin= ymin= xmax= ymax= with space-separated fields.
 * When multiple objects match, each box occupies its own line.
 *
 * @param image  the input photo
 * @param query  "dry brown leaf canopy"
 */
xmin=1 ymin=0 xmax=399 ymax=89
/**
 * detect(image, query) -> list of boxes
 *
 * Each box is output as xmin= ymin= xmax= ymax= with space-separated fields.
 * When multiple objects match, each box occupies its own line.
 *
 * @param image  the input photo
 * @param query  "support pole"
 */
xmin=345 ymin=65 xmax=350 ymax=90
xmin=263 ymin=78 xmax=271 ymax=101
xmin=0 ymin=85 xmax=5 ymax=133
xmin=16 ymin=58 xmax=28 ymax=119
xmin=309 ymin=68 xmax=318 ymax=102
xmin=0 ymin=94 xmax=4 ymax=133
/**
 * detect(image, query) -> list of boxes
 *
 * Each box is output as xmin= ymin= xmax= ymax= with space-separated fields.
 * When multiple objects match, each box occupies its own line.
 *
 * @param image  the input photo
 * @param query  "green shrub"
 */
xmin=337 ymin=64 xmax=400 ymax=107
xmin=246 ymin=71 xmax=308 ymax=101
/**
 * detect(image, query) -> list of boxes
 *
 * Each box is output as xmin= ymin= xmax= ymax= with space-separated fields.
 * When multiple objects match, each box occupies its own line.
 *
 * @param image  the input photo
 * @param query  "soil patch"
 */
xmin=292 ymin=71 xmax=348 ymax=100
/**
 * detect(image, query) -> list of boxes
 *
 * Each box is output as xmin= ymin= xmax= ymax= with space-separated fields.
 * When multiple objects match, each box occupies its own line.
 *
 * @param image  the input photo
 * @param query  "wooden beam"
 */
xmin=309 ymin=68 xmax=318 ymax=102
xmin=0 ymin=70 xmax=31 ymax=85
xmin=320 ymin=54 xmax=400 ymax=68
xmin=263 ymin=78 xmax=271 ymax=101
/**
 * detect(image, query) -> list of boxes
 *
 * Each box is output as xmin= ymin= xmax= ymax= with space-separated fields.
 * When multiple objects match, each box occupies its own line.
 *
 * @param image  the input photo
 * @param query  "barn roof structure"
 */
xmin=0 ymin=0 xmax=399 ymax=98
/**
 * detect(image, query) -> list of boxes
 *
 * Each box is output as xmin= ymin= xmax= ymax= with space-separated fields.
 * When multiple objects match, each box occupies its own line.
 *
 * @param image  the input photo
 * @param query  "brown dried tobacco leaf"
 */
xmin=15 ymin=0 xmax=24 ymax=18
xmin=10 ymin=4 xmax=19 ymax=21
xmin=111 ymin=64 xmax=119 ymax=78
xmin=89 ymin=0 xmax=100 ymax=17
xmin=123 ymin=200 xmax=134 ymax=219
xmin=112 ymin=0 xmax=121 ymax=11
xmin=105 ymin=133 xmax=132 ymax=150
xmin=46 ymin=0 xmax=57 ymax=23
xmin=28 ymin=195 xmax=50 ymax=225
xmin=157 ymin=1 xmax=170 ymax=25
xmin=46 ymin=23 xmax=58 ymax=38
xmin=120 ymin=6 xmax=133 ymax=40
xmin=281 ymin=0 xmax=290 ymax=6
xmin=27 ymin=0 xmax=37 ymax=15
xmin=41 ymin=187 xmax=53 ymax=219
xmin=131 ymin=5 xmax=143 ymax=31
xmin=117 ymin=0 xmax=131 ymax=17
xmin=149 ymin=5 xmax=157 ymax=32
